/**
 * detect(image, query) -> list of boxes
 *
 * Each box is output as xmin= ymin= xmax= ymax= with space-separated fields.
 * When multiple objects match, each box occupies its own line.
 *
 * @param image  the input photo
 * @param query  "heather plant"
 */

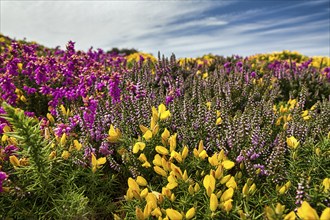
xmin=1 ymin=34 xmax=330 ymax=219
xmin=114 ymin=105 xmax=330 ymax=219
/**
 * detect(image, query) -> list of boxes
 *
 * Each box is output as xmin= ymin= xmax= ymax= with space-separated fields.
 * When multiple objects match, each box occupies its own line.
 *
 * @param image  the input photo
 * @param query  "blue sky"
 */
xmin=1 ymin=0 xmax=329 ymax=58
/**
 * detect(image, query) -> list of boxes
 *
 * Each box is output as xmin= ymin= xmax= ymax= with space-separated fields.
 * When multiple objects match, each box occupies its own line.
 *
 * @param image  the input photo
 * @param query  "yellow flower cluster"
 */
xmin=273 ymin=99 xmax=299 ymax=130
xmin=122 ymin=104 xmax=245 ymax=219
xmin=178 ymin=54 xmax=215 ymax=70
xmin=265 ymin=201 xmax=330 ymax=220
xmin=126 ymin=52 xmax=157 ymax=64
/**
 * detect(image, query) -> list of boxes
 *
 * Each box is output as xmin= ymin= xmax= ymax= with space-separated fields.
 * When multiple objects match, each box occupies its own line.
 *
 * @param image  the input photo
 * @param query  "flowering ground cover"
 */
xmin=0 ymin=34 xmax=330 ymax=219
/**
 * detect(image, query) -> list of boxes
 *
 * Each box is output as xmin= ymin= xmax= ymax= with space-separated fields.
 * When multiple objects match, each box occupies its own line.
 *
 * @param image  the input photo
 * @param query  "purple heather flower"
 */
xmin=236 ymin=155 xmax=244 ymax=163
xmin=23 ymin=86 xmax=37 ymax=95
xmin=250 ymin=152 xmax=260 ymax=160
xmin=99 ymin=142 xmax=113 ymax=156
xmin=224 ymin=62 xmax=231 ymax=68
xmin=324 ymin=67 xmax=330 ymax=73
xmin=109 ymin=72 xmax=121 ymax=103
xmin=236 ymin=61 xmax=243 ymax=68
xmin=4 ymin=145 xmax=19 ymax=156
xmin=165 ymin=95 xmax=174 ymax=105
xmin=0 ymin=171 xmax=8 ymax=193
xmin=251 ymin=71 xmax=256 ymax=78
xmin=24 ymin=111 xmax=35 ymax=117
xmin=0 ymin=172 xmax=7 ymax=181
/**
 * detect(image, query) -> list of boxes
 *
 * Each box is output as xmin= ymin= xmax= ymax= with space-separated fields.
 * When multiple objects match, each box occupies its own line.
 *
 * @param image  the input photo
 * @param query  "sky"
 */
xmin=1 ymin=0 xmax=330 ymax=58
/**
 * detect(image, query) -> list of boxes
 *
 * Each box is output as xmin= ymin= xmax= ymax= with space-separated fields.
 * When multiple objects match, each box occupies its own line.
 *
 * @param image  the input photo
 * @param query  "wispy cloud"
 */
xmin=1 ymin=0 xmax=329 ymax=57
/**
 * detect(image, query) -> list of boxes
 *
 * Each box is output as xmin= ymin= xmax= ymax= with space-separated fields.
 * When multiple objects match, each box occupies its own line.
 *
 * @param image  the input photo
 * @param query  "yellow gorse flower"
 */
xmin=220 ymin=187 xmax=234 ymax=202
xmin=136 ymin=176 xmax=148 ymax=186
xmin=161 ymin=128 xmax=171 ymax=145
xmin=166 ymin=208 xmax=183 ymax=220
xmin=210 ymin=193 xmax=218 ymax=212
xmin=108 ymin=125 xmax=121 ymax=143
xmin=321 ymin=208 xmax=330 ymax=220
xmin=9 ymin=155 xmax=20 ymax=167
xmin=91 ymin=153 xmax=106 ymax=173
xmin=322 ymin=178 xmax=330 ymax=192
xmin=284 ymin=211 xmax=296 ymax=220
xmin=133 ymin=142 xmax=146 ymax=154
xmin=203 ymin=174 xmax=216 ymax=196
xmin=222 ymin=199 xmax=233 ymax=213
xmin=286 ymin=136 xmax=299 ymax=149
xmin=155 ymin=146 xmax=169 ymax=155
xmin=297 ymin=201 xmax=319 ymax=220
xmin=222 ymin=160 xmax=235 ymax=170
xmin=73 ymin=140 xmax=82 ymax=151
xmin=185 ymin=207 xmax=196 ymax=219
xmin=158 ymin=103 xmax=171 ymax=120
xmin=154 ymin=166 xmax=167 ymax=177
xmin=143 ymin=130 xmax=153 ymax=141
xmin=135 ymin=207 xmax=144 ymax=220
xmin=60 ymin=133 xmax=67 ymax=145
xmin=153 ymin=154 xmax=162 ymax=166
xmin=46 ymin=113 xmax=55 ymax=124
xmin=61 ymin=150 xmax=70 ymax=160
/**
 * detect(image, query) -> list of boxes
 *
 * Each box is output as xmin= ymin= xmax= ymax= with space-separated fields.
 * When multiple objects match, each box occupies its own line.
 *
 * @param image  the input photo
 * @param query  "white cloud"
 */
xmin=1 ymin=1 xmax=329 ymax=57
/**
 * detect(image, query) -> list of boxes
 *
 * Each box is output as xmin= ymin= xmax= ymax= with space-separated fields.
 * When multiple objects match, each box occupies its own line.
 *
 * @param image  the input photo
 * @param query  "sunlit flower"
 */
xmin=322 ymin=178 xmax=330 ymax=192
xmin=143 ymin=202 xmax=152 ymax=218
xmin=220 ymin=187 xmax=234 ymax=202
xmin=185 ymin=207 xmax=196 ymax=220
xmin=199 ymin=150 xmax=208 ymax=159
xmin=60 ymin=150 xmax=69 ymax=160
xmin=286 ymin=136 xmax=299 ymax=149
xmin=153 ymin=154 xmax=162 ymax=166
xmin=140 ymin=188 xmax=149 ymax=198
xmin=210 ymin=193 xmax=218 ymax=212
xmin=284 ymin=211 xmax=296 ymax=220
xmin=9 ymin=155 xmax=20 ymax=166
xmin=143 ymin=130 xmax=153 ymax=141
xmin=222 ymin=160 xmax=235 ymax=170
xmin=203 ymin=174 xmax=216 ymax=195
xmin=216 ymin=117 xmax=222 ymax=125
xmin=154 ymin=166 xmax=167 ymax=177
xmin=275 ymin=203 xmax=285 ymax=215
xmin=166 ymin=208 xmax=182 ymax=220
xmin=161 ymin=128 xmax=170 ymax=145
xmin=73 ymin=140 xmax=82 ymax=151
xmin=181 ymin=145 xmax=189 ymax=160
xmin=136 ymin=176 xmax=148 ymax=186
xmin=135 ymin=207 xmax=144 ymax=220
xmin=133 ymin=142 xmax=146 ymax=154
xmin=297 ymin=201 xmax=319 ymax=220
xmin=155 ymin=146 xmax=169 ymax=155
xmin=160 ymin=110 xmax=171 ymax=120
xmin=46 ymin=113 xmax=55 ymax=124
xmin=220 ymin=174 xmax=232 ymax=184
xmin=128 ymin=177 xmax=140 ymax=193
xmin=226 ymin=176 xmax=237 ymax=189
xmin=169 ymin=133 xmax=177 ymax=152
xmin=151 ymin=207 xmax=162 ymax=218
xmin=108 ymin=125 xmax=121 ymax=143
xmin=138 ymin=153 xmax=147 ymax=162
xmin=91 ymin=153 xmax=106 ymax=173
xmin=142 ymin=161 xmax=151 ymax=168
xmin=222 ymin=199 xmax=233 ymax=213
xmin=320 ymin=207 xmax=330 ymax=220
xmin=146 ymin=193 xmax=158 ymax=209
xmin=60 ymin=133 xmax=67 ymax=145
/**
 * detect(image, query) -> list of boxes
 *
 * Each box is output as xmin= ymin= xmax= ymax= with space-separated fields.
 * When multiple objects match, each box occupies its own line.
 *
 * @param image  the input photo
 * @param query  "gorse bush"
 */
xmin=0 ymin=34 xmax=330 ymax=219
